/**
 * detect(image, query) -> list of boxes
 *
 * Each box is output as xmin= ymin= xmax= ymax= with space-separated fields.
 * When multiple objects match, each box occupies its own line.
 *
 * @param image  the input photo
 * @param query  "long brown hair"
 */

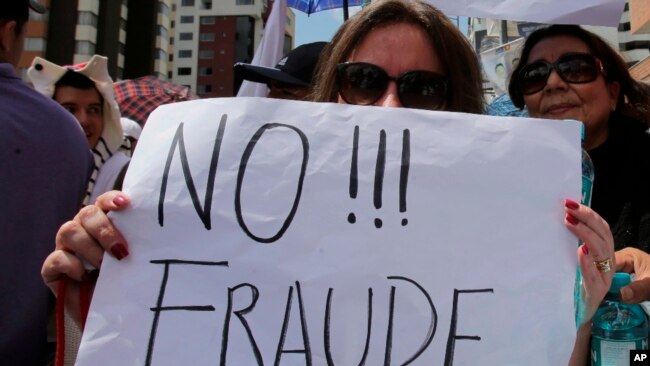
xmin=310 ymin=0 xmax=484 ymax=114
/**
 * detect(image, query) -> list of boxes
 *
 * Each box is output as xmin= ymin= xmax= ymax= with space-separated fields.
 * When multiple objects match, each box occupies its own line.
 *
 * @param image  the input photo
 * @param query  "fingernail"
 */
xmin=566 ymin=213 xmax=579 ymax=225
xmin=620 ymin=287 xmax=633 ymax=302
xmin=581 ymin=244 xmax=589 ymax=255
xmin=112 ymin=195 xmax=128 ymax=207
xmin=565 ymin=199 xmax=579 ymax=210
xmin=110 ymin=243 xmax=129 ymax=260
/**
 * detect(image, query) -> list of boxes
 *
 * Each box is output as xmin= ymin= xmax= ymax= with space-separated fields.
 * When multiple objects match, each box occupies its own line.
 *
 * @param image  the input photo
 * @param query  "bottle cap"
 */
xmin=609 ymin=272 xmax=631 ymax=294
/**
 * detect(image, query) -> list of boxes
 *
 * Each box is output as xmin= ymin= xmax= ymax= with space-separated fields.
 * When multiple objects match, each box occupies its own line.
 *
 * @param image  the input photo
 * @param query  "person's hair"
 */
xmin=55 ymin=69 xmax=98 ymax=90
xmin=310 ymin=0 xmax=484 ymax=114
xmin=508 ymin=24 xmax=650 ymax=124
xmin=0 ymin=2 xmax=29 ymax=35
xmin=54 ymin=70 xmax=103 ymax=102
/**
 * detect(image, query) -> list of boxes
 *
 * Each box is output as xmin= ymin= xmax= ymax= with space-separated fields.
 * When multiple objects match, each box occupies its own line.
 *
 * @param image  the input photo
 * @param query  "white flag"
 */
xmin=237 ymin=0 xmax=287 ymax=97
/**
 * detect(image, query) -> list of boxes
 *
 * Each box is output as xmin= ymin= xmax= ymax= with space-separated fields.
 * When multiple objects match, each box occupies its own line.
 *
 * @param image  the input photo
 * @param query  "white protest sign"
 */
xmin=77 ymin=98 xmax=581 ymax=365
xmin=427 ymin=0 xmax=626 ymax=27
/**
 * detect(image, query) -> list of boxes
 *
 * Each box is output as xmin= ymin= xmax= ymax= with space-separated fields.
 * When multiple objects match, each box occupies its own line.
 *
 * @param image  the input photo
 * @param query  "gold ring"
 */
xmin=594 ymin=258 xmax=613 ymax=273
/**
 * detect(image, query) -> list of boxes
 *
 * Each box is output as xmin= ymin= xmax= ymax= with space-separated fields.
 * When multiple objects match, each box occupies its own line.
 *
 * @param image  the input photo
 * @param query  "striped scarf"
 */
xmin=83 ymin=137 xmax=114 ymax=205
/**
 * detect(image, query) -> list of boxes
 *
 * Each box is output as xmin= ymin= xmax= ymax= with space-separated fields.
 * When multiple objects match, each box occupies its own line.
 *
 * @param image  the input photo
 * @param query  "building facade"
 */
xmin=169 ymin=0 xmax=296 ymax=98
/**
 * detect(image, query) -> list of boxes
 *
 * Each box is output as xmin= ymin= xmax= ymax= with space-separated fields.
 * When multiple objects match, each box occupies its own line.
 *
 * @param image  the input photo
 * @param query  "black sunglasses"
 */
xmin=518 ymin=53 xmax=604 ymax=95
xmin=336 ymin=62 xmax=447 ymax=110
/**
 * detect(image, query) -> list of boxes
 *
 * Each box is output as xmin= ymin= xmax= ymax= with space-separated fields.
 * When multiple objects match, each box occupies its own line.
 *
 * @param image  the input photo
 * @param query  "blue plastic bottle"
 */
xmin=591 ymin=273 xmax=649 ymax=365
xmin=575 ymin=124 xmax=595 ymax=325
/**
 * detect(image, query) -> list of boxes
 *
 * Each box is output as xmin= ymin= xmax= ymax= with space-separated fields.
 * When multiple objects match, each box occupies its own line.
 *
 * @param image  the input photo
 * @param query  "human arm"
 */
xmin=564 ymin=199 xmax=615 ymax=366
xmin=41 ymin=190 xmax=131 ymax=325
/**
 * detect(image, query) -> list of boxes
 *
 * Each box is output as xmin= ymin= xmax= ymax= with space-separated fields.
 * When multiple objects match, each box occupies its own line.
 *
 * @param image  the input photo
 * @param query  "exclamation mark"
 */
xmin=400 ymin=129 xmax=410 ymax=226
xmin=347 ymin=125 xmax=359 ymax=224
xmin=374 ymin=130 xmax=386 ymax=229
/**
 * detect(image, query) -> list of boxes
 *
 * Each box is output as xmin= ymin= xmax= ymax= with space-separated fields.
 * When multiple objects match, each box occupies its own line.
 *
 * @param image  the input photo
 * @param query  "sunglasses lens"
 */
xmin=520 ymin=62 xmax=551 ymax=95
xmin=557 ymin=54 xmax=599 ymax=83
xmin=337 ymin=63 xmax=387 ymax=105
xmin=398 ymin=71 xmax=447 ymax=110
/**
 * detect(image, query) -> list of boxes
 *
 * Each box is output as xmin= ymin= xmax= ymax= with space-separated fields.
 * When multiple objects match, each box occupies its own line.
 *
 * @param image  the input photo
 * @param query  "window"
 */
xmin=157 ymin=25 xmax=168 ymax=39
xmin=77 ymin=11 xmax=98 ymax=27
xmin=236 ymin=0 xmax=254 ymax=4
xmin=168 ymin=71 xmax=173 ymax=79
xmin=180 ymin=15 xmax=194 ymax=23
xmin=199 ymin=33 xmax=215 ymax=42
xmin=201 ymin=0 xmax=212 ymax=10
xmin=169 ymin=37 xmax=174 ymax=45
xmin=177 ymin=67 xmax=192 ymax=75
xmin=155 ymin=48 xmax=167 ymax=60
xmin=169 ymin=54 xmax=173 ymax=62
xmin=120 ymin=19 xmax=127 ymax=30
xmin=118 ymin=42 xmax=126 ymax=54
xmin=75 ymin=41 xmax=95 ymax=55
xmin=179 ymin=32 xmax=193 ymax=40
xmin=199 ymin=50 xmax=214 ymax=59
xmin=199 ymin=67 xmax=213 ymax=76
xmin=171 ymin=20 xmax=175 ymax=28
xmin=158 ymin=1 xmax=170 ymax=16
xmin=24 ymin=37 xmax=45 ymax=52
xmin=197 ymin=84 xmax=212 ymax=93
xmin=200 ymin=16 xmax=215 ymax=25
xmin=181 ymin=0 xmax=195 ymax=5
xmin=172 ymin=4 xmax=176 ymax=11
xmin=178 ymin=50 xmax=192 ymax=58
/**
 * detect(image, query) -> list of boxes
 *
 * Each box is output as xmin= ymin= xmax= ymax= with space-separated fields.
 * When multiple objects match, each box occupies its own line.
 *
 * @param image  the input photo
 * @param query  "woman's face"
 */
xmin=522 ymin=36 xmax=619 ymax=149
xmin=338 ymin=22 xmax=445 ymax=109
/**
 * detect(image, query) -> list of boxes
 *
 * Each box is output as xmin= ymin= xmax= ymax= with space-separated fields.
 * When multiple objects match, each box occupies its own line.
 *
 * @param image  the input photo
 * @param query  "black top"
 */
xmin=589 ymin=115 xmax=650 ymax=252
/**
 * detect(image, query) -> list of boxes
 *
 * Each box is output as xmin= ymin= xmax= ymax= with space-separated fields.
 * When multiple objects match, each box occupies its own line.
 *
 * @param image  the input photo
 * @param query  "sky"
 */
xmin=293 ymin=6 xmax=468 ymax=47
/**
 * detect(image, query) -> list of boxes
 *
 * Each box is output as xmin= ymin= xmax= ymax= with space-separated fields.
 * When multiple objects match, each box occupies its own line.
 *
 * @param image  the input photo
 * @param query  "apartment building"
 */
xmin=628 ymin=0 xmax=650 ymax=81
xmin=170 ymin=0 xmax=296 ymax=98
xmin=17 ymin=0 xmax=173 ymax=81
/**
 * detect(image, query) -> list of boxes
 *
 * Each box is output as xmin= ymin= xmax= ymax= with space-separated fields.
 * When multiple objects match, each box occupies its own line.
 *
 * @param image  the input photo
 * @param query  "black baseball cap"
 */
xmin=234 ymin=41 xmax=328 ymax=87
xmin=0 ymin=0 xmax=46 ymax=20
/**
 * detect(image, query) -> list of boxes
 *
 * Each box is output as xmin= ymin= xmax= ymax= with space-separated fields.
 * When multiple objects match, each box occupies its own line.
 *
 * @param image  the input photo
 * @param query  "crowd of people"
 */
xmin=3 ymin=0 xmax=650 ymax=364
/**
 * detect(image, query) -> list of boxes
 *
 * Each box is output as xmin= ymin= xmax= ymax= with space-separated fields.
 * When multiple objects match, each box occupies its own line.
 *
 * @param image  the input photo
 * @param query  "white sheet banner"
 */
xmin=481 ymin=38 xmax=525 ymax=95
xmin=77 ymin=98 xmax=581 ymax=365
xmin=426 ymin=0 xmax=627 ymax=27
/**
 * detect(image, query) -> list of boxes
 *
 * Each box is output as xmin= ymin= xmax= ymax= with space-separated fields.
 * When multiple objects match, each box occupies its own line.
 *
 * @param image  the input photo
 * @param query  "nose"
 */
xmin=543 ymin=68 xmax=568 ymax=92
xmin=375 ymin=81 xmax=403 ymax=108
xmin=75 ymin=109 xmax=88 ymax=125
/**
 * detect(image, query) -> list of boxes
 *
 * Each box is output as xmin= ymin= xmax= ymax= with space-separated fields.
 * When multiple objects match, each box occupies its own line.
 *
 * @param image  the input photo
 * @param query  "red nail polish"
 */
xmin=110 ymin=243 xmax=129 ymax=260
xmin=565 ymin=199 xmax=579 ymax=210
xmin=113 ymin=195 xmax=127 ymax=207
xmin=581 ymin=245 xmax=589 ymax=255
xmin=566 ymin=213 xmax=579 ymax=225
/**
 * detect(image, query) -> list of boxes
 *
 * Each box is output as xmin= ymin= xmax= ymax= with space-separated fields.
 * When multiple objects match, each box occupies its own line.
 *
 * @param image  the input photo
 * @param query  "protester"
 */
xmin=119 ymin=117 xmax=142 ymax=156
xmin=234 ymin=41 xmax=328 ymax=100
xmin=42 ymin=1 xmax=604 ymax=363
xmin=28 ymin=55 xmax=130 ymax=204
xmin=0 ymin=1 xmax=93 ymax=364
xmin=311 ymin=0 xmax=484 ymax=114
xmin=508 ymin=24 xmax=650 ymax=365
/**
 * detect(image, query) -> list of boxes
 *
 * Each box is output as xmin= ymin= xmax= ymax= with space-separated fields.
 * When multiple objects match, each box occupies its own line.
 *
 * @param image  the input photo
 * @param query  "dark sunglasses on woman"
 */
xmin=336 ymin=62 xmax=448 ymax=110
xmin=518 ymin=53 xmax=605 ymax=95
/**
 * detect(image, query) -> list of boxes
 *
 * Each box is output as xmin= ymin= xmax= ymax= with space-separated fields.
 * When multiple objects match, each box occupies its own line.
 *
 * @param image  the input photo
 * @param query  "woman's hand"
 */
xmin=565 ymin=199 xmax=615 ymax=366
xmin=41 ymin=190 xmax=131 ymax=324
xmin=615 ymin=247 xmax=650 ymax=303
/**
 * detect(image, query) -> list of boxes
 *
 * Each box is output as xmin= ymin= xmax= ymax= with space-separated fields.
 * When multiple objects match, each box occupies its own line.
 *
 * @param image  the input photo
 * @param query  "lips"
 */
xmin=543 ymin=103 xmax=577 ymax=116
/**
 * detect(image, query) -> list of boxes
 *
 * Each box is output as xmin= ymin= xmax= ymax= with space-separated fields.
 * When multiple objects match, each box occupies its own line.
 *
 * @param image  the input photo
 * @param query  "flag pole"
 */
xmin=343 ymin=0 xmax=349 ymax=20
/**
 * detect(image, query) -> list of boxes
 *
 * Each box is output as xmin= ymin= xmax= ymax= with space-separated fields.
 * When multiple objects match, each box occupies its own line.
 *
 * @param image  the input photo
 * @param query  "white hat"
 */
xmin=120 ymin=117 xmax=142 ymax=140
xmin=27 ymin=55 xmax=123 ymax=154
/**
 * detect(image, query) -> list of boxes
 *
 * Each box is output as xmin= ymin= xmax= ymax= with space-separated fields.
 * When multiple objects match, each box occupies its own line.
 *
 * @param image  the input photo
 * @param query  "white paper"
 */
xmin=427 ymin=0 xmax=627 ymax=27
xmin=77 ymin=98 xmax=582 ymax=365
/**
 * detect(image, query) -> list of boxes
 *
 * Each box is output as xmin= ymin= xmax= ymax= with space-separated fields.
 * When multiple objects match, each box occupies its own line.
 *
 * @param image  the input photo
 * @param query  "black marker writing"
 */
xmin=235 ymin=123 xmax=309 ymax=243
xmin=158 ymin=115 xmax=227 ymax=229
xmin=274 ymin=281 xmax=312 ymax=366
xmin=324 ymin=288 xmax=373 ymax=366
xmin=146 ymin=259 xmax=228 ymax=366
xmin=348 ymin=125 xmax=360 ymax=224
xmin=374 ymin=130 xmax=386 ymax=229
xmin=399 ymin=130 xmax=410 ymax=226
xmin=221 ymin=283 xmax=263 ymax=365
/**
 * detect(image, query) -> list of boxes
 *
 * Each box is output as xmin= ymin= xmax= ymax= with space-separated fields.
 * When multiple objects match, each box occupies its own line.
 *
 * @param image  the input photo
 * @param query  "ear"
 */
xmin=0 ymin=20 xmax=17 ymax=52
xmin=607 ymin=80 xmax=621 ymax=111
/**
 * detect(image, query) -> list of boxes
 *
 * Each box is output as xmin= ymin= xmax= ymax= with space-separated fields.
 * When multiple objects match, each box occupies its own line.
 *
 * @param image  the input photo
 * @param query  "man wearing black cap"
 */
xmin=0 ymin=1 xmax=92 ymax=364
xmin=235 ymin=41 xmax=328 ymax=100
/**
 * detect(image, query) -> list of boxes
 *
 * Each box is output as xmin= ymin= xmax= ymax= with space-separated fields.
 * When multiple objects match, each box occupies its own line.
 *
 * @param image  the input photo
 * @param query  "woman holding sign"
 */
xmin=44 ymin=0 xmax=485 ymax=321
xmin=42 ymin=0 xmax=604 ymax=363
xmin=508 ymin=24 xmax=650 ymax=364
